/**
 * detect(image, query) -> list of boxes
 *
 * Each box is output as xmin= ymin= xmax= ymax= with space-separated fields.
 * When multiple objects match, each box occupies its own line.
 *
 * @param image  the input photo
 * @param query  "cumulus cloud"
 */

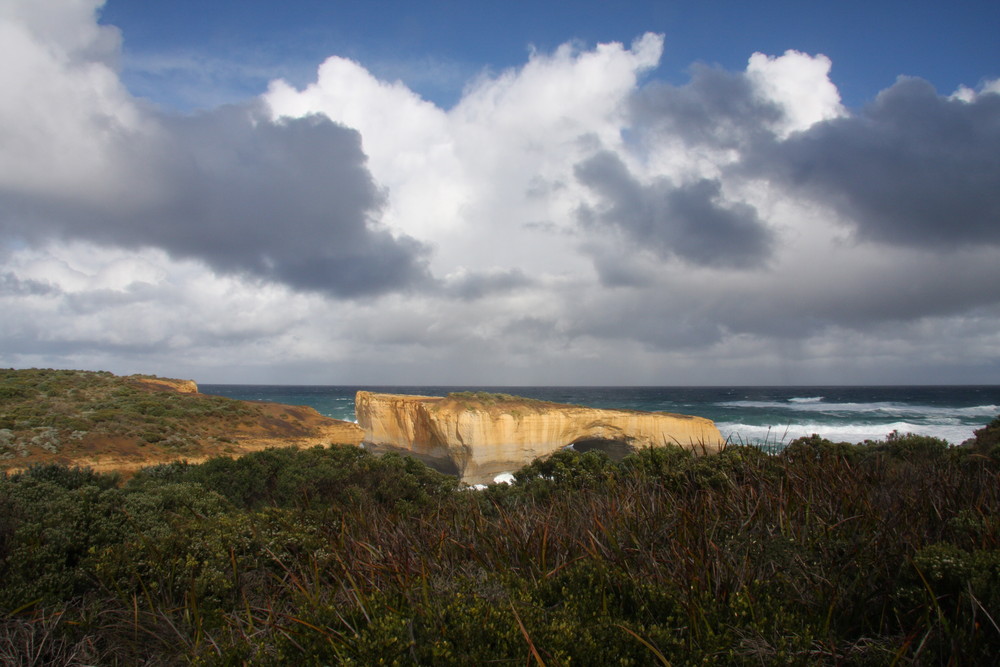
xmin=2 ymin=1 xmax=999 ymax=383
xmin=743 ymin=77 xmax=1000 ymax=249
xmin=0 ymin=242 xmax=351 ymax=374
xmin=630 ymin=64 xmax=783 ymax=150
xmin=0 ymin=0 xmax=141 ymax=201
xmin=574 ymin=150 xmax=773 ymax=269
xmin=265 ymin=33 xmax=664 ymax=279
xmin=0 ymin=0 xmax=429 ymax=298
xmin=745 ymin=50 xmax=845 ymax=135
xmin=153 ymin=107 xmax=430 ymax=296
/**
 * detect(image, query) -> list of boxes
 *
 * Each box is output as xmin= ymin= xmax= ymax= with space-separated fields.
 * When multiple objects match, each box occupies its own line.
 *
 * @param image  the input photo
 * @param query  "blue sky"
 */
xmin=100 ymin=0 xmax=999 ymax=111
xmin=1 ymin=0 xmax=999 ymax=385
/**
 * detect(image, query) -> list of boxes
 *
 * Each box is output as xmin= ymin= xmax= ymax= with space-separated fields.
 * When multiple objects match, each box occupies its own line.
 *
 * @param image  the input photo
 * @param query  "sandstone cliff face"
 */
xmin=130 ymin=376 xmax=199 ymax=393
xmin=355 ymin=391 xmax=725 ymax=484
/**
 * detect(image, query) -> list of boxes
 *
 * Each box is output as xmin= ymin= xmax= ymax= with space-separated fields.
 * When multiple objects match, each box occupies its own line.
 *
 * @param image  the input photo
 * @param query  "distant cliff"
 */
xmin=0 ymin=369 xmax=363 ymax=475
xmin=355 ymin=391 xmax=726 ymax=484
xmin=129 ymin=375 xmax=199 ymax=394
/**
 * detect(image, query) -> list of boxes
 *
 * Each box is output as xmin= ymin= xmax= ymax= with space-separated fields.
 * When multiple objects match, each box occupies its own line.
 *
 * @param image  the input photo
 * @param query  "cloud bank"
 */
xmin=0 ymin=0 xmax=428 ymax=298
xmin=1 ymin=0 xmax=999 ymax=384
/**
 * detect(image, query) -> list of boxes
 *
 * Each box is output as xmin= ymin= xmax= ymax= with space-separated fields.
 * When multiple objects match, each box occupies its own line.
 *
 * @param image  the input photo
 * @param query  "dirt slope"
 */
xmin=0 ymin=369 xmax=362 ymax=476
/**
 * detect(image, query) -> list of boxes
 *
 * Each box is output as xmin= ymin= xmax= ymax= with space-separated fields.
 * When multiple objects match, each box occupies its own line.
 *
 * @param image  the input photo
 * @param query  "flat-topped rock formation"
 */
xmin=355 ymin=391 xmax=726 ymax=484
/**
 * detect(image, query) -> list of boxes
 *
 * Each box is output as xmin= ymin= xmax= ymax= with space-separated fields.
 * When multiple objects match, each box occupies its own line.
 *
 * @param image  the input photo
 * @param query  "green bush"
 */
xmin=896 ymin=543 xmax=1000 ymax=661
xmin=0 ymin=476 xmax=128 ymax=607
xmin=136 ymin=445 xmax=457 ymax=511
xmin=782 ymin=433 xmax=861 ymax=462
xmin=2 ymin=414 xmax=1000 ymax=664
xmin=511 ymin=448 xmax=616 ymax=495
xmin=0 ymin=369 xmax=263 ymax=453
xmin=965 ymin=416 xmax=1000 ymax=458
xmin=878 ymin=430 xmax=951 ymax=461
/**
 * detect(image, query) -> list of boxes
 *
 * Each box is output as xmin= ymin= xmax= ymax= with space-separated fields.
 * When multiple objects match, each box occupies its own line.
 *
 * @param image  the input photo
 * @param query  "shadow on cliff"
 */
xmin=362 ymin=442 xmax=462 ymax=477
xmin=567 ymin=437 xmax=635 ymax=460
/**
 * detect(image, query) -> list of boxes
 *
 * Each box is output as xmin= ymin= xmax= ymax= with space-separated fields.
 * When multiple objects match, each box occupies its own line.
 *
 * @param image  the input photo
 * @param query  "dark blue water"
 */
xmin=200 ymin=385 xmax=1000 ymax=446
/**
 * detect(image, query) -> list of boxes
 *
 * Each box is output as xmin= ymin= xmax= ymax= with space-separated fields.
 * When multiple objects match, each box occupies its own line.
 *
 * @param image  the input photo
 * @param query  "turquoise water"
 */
xmin=200 ymin=384 xmax=1000 ymax=447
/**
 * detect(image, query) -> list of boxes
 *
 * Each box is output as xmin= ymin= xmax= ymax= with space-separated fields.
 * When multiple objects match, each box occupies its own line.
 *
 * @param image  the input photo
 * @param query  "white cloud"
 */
xmin=265 ymin=34 xmax=664 ymax=278
xmin=1 ymin=1 xmax=428 ymax=299
xmin=0 ymin=3 xmax=997 ymax=384
xmin=0 ymin=0 xmax=145 ymax=201
xmin=746 ymin=50 xmax=845 ymax=136
xmin=952 ymin=77 xmax=1000 ymax=102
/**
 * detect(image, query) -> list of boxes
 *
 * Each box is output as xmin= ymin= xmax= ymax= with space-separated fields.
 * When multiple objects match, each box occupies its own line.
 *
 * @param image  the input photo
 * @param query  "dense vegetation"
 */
xmin=444 ymin=391 xmax=563 ymax=408
xmin=446 ymin=391 xmax=527 ymax=403
xmin=2 ymin=418 xmax=1000 ymax=665
xmin=0 ymin=369 xmax=259 ymax=460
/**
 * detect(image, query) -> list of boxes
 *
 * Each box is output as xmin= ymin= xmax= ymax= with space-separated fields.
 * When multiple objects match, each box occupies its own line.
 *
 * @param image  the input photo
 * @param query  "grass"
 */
xmin=1 ymin=416 xmax=999 ymax=664
xmin=443 ymin=391 xmax=586 ymax=414
xmin=445 ymin=391 xmax=555 ymax=407
xmin=0 ymin=368 xmax=260 ymax=461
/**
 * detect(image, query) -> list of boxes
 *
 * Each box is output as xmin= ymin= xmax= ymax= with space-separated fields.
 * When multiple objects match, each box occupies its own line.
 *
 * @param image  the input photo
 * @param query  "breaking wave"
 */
xmin=718 ymin=420 xmax=979 ymax=447
xmin=719 ymin=399 xmax=999 ymax=420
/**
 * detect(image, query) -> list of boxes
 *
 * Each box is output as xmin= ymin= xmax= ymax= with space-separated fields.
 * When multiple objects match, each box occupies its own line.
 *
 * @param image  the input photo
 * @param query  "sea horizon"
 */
xmin=200 ymin=384 xmax=1000 ymax=448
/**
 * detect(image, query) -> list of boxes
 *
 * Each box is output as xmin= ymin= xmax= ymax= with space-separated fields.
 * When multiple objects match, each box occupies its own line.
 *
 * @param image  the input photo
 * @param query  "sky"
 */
xmin=1 ymin=0 xmax=999 ymax=386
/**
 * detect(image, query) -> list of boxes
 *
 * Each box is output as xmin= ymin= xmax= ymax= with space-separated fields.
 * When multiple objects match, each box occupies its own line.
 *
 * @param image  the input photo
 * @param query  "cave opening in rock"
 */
xmin=568 ymin=437 xmax=633 ymax=461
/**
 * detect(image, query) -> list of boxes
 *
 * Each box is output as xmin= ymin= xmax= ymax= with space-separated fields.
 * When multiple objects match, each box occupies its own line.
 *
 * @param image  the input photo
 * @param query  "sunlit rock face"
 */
xmin=355 ymin=391 xmax=726 ymax=484
xmin=130 ymin=376 xmax=200 ymax=393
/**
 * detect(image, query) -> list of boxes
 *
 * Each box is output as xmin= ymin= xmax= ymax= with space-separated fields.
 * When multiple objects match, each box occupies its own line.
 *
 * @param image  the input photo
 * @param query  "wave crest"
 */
xmin=718 ymin=420 xmax=978 ymax=447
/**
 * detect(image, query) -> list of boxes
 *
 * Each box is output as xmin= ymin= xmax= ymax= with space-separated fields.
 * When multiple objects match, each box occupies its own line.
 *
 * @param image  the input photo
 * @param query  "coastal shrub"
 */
xmin=0 ymin=385 xmax=28 ymax=400
xmin=0 ymin=476 xmax=127 ymax=607
xmin=896 ymin=543 xmax=1000 ymax=661
xmin=447 ymin=391 xmax=525 ymax=404
xmin=125 ymin=444 xmax=457 ymax=511
xmin=618 ymin=443 xmax=693 ymax=479
xmin=965 ymin=415 xmax=1000 ymax=458
xmin=126 ymin=460 xmax=196 ymax=486
xmin=0 ymin=369 xmax=262 ymax=462
xmin=511 ymin=448 xmax=616 ymax=494
xmin=3 ymin=416 xmax=1000 ymax=663
xmin=782 ymin=433 xmax=861 ymax=462
xmin=10 ymin=462 xmax=120 ymax=491
xmin=878 ymin=430 xmax=951 ymax=461
xmin=92 ymin=504 xmax=321 ymax=615
xmin=0 ymin=605 xmax=113 ymax=666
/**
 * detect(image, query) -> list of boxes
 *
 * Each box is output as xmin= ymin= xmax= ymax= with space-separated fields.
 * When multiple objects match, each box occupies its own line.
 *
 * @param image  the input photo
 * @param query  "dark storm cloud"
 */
xmin=745 ymin=78 xmax=1000 ymax=248
xmin=557 ymin=286 xmax=727 ymax=350
xmin=0 ymin=272 xmax=57 ymax=296
xmin=630 ymin=63 xmax=783 ymax=148
xmin=574 ymin=151 xmax=772 ymax=270
xmin=583 ymin=245 xmax=656 ymax=287
xmin=0 ymin=105 xmax=430 ymax=298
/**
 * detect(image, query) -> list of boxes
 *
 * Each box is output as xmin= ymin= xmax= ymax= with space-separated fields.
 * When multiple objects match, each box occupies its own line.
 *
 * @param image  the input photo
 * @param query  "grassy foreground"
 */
xmin=2 ymin=417 xmax=1000 ymax=665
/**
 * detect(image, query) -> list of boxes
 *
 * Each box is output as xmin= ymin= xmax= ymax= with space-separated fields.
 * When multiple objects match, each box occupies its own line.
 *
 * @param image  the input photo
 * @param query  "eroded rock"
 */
xmin=356 ymin=391 xmax=726 ymax=484
xmin=130 ymin=376 xmax=200 ymax=393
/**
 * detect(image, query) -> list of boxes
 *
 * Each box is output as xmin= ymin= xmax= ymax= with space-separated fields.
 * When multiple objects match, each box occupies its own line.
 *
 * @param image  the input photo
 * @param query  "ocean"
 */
xmin=199 ymin=384 xmax=1000 ymax=448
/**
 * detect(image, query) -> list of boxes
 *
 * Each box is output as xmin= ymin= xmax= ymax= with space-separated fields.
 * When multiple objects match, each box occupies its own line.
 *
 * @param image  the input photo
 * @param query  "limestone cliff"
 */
xmin=356 ymin=391 xmax=725 ymax=484
xmin=130 ymin=376 xmax=199 ymax=394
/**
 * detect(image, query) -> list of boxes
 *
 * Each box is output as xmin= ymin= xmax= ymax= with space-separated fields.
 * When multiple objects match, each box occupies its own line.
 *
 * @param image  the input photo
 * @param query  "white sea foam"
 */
xmin=788 ymin=396 xmax=824 ymax=403
xmin=493 ymin=472 xmax=516 ymax=485
xmin=718 ymin=421 xmax=979 ymax=447
xmin=720 ymin=400 xmax=999 ymax=419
